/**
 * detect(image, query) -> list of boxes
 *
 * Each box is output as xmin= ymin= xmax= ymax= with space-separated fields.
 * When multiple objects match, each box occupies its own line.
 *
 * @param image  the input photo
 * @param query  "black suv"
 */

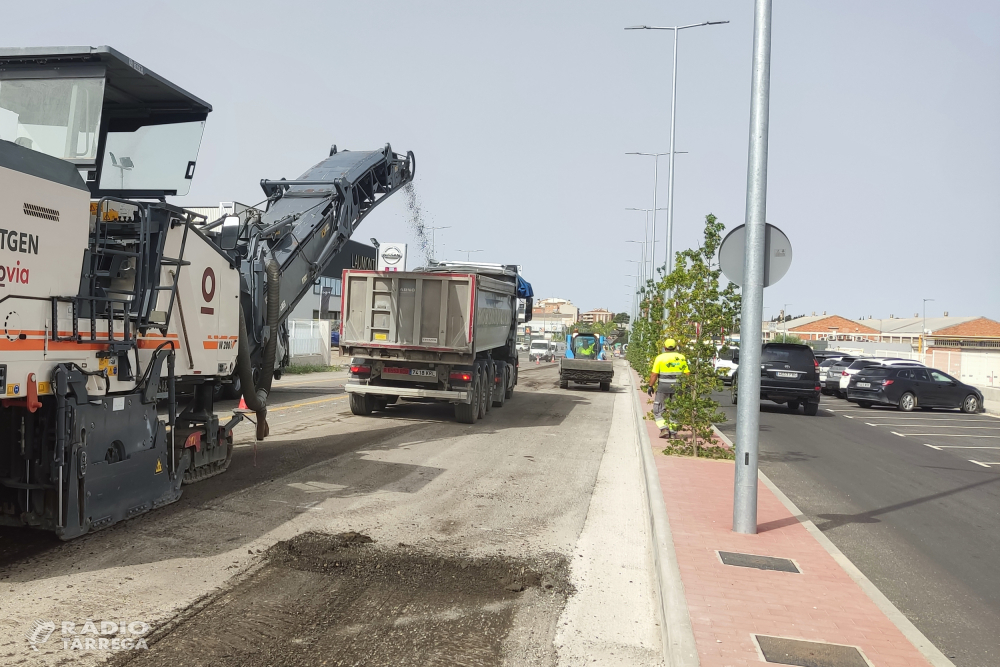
xmin=731 ymin=343 xmax=821 ymax=415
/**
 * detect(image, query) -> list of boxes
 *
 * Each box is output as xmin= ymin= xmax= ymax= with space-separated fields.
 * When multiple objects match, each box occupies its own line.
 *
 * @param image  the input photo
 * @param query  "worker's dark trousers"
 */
xmin=653 ymin=374 xmax=682 ymax=431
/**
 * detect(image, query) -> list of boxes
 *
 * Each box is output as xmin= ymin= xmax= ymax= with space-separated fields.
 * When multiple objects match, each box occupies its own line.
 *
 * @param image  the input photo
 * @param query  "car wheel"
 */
xmin=898 ymin=392 xmax=916 ymax=412
xmin=962 ymin=394 xmax=980 ymax=414
xmin=803 ymin=402 xmax=819 ymax=416
xmin=858 ymin=401 xmax=872 ymax=409
xmin=224 ymin=373 xmax=243 ymax=400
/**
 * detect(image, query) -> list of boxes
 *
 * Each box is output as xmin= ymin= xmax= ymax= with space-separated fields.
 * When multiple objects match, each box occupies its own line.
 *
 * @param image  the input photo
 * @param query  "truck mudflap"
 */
xmin=345 ymin=383 xmax=471 ymax=404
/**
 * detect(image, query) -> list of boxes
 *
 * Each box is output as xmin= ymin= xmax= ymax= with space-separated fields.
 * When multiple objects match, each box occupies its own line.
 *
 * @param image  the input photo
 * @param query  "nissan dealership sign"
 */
xmin=377 ymin=243 xmax=407 ymax=272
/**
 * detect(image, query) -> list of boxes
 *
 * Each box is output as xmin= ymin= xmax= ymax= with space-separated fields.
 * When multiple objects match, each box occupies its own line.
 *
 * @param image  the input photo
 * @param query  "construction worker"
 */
xmin=577 ymin=336 xmax=596 ymax=358
xmin=648 ymin=339 xmax=689 ymax=436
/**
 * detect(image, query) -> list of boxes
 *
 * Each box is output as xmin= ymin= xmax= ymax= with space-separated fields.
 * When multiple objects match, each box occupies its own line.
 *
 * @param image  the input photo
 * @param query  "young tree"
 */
xmin=630 ymin=214 xmax=740 ymax=457
xmin=613 ymin=312 xmax=631 ymax=325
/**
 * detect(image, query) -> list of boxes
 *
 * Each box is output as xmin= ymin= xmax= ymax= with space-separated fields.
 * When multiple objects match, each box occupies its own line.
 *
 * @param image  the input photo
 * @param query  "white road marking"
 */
xmin=926 ymin=445 xmax=1000 ymax=449
xmin=865 ymin=424 xmax=1000 ymax=430
xmin=844 ymin=415 xmax=855 ymax=419
xmin=923 ymin=444 xmax=942 ymax=450
xmin=904 ymin=434 xmax=1000 ymax=438
xmin=969 ymin=460 xmax=995 ymax=468
xmin=890 ymin=431 xmax=906 ymax=437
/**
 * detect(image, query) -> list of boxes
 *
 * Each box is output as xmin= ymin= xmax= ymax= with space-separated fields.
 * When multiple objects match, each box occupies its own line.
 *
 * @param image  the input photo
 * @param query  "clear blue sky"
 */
xmin=12 ymin=1 xmax=1000 ymax=320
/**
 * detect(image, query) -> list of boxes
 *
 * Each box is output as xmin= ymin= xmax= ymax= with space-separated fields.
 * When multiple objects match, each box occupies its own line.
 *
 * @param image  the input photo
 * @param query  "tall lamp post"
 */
xmin=626 ymin=20 xmax=728 ymax=276
xmin=425 ymin=225 xmax=450 ymax=259
xmin=456 ymin=249 xmax=482 ymax=262
xmin=922 ymin=298 xmax=935 ymax=354
xmin=781 ymin=303 xmax=792 ymax=341
xmin=626 ymin=193 xmax=670 ymax=281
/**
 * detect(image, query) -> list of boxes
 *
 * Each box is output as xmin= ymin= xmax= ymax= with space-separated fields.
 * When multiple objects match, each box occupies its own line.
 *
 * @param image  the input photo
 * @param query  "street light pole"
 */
xmin=782 ymin=303 xmax=792 ymax=341
xmin=456 ymin=249 xmax=482 ymax=262
xmin=627 ymin=207 xmax=667 ymax=282
xmin=626 ymin=20 xmax=728 ymax=277
xmin=426 ymin=225 xmax=450 ymax=259
xmin=732 ymin=0 xmax=772 ymax=536
xmin=922 ymin=298 xmax=935 ymax=355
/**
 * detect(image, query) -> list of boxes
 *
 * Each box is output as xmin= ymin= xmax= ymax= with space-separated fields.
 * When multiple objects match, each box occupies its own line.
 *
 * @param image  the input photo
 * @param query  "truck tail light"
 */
xmin=450 ymin=371 xmax=472 ymax=382
xmin=881 ymin=379 xmax=894 ymax=387
xmin=350 ymin=364 xmax=371 ymax=376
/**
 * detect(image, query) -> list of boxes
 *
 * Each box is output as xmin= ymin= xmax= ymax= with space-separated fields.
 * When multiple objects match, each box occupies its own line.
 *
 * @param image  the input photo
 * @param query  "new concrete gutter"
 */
xmin=626 ymin=362 xmax=700 ymax=666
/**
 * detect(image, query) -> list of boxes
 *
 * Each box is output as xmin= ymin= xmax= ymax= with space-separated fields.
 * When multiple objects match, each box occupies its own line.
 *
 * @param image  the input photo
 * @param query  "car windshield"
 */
xmin=761 ymin=346 xmax=814 ymax=367
xmin=858 ymin=367 xmax=892 ymax=377
xmin=819 ymin=359 xmax=839 ymax=368
xmin=847 ymin=359 xmax=876 ymax=370
xmin=529 ymin=342 xmax=547 ymax=350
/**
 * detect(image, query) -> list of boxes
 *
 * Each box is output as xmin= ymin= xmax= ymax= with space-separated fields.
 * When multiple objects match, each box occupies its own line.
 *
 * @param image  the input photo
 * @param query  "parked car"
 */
xmin=822 ymin=357 xmax=858 ymax=396
xmin=847 ymin=366 xmax=985 ymax=412
xmin=813 ymin=350 xmax=848 ymax=361
xmin=331 ymin=329 xmax=340 ymax=346
xmin=838 ymin=358 xmax=924 ymax=396
xmin=818 ymin=357 xmax=844 ymax=388
xmin=714 ymin=347 xmax=739 ymax=386
xmin=731 ymin=343 xmax=821 ymax=415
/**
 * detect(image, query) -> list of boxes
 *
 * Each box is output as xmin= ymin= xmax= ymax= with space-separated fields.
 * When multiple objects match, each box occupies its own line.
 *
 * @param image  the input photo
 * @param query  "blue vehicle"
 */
xmin=560 ymin=333 xmax=613 ymax=391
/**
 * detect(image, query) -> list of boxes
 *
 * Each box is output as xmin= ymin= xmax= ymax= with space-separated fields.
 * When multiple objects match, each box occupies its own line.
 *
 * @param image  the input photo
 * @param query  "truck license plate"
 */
xmin=857 ymin=382 xmax=871 ymax=388
xmin=410 ymin=369 xmax=436 ymax=377
xmin=775 ymin=371 xmax=797 ymax=378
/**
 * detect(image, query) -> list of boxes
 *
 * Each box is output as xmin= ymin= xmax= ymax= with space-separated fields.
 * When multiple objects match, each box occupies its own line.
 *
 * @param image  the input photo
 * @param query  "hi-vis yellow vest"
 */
xmin=651 ymin=352 xmax=689 ymax=381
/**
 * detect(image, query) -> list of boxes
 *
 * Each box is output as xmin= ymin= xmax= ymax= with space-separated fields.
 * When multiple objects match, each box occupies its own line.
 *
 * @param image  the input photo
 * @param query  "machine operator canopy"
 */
xmin=0 ymin=45 xmax=211 ymax=197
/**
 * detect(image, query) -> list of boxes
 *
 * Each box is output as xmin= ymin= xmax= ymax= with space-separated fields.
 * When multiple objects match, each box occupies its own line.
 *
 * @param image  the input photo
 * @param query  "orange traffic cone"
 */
xmin=238 ymin=395 xmax=247 ymax=410
xmin=535 ymin=357 xmax=540 ymax=365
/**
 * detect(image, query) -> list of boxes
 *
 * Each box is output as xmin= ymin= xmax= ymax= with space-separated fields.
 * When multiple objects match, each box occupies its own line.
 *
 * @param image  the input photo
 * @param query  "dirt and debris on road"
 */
xmin=111 ymin=532 xmax=571 ymax=667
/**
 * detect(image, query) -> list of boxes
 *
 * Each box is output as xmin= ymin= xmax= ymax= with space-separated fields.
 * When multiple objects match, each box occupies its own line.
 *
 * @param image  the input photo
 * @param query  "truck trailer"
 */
xmin=340 ymin=261 xmax=533 ymax=423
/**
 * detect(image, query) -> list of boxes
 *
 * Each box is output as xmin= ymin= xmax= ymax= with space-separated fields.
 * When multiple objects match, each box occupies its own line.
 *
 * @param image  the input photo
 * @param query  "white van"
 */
xmin=529 ymin=340 xmax=552 ymax=362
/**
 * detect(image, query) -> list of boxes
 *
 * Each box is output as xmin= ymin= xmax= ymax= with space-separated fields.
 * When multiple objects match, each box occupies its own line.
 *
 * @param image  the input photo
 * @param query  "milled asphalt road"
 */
xmin=0 ymin=358 xmax=662 ymax=666
xmin=715 ymin=392 xmax=1000 ymax=667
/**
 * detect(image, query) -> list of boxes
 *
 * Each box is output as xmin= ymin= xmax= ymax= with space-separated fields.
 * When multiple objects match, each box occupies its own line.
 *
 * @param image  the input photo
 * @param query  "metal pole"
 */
xmin=665 ymin=28 xmax=679 ymax=278
xmin=651 ymin=159 xmax=659 ymax=280
xmin=733 ymin=0 xmax=772 ymax=536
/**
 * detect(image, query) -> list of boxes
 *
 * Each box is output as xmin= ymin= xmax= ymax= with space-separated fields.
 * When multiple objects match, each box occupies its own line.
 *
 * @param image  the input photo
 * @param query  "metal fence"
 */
xmin=289 ymin=319 xmax=332 ymax=366
xmin=873 ymin=349 xmax=999 ymax=387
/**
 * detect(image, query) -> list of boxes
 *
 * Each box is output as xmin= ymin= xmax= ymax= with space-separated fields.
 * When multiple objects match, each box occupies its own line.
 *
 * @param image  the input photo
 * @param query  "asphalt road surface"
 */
xmin=0 ymin=358 xmax=661 ymax=666
xmin=716 ymin=392 xmax=1000 ymax=667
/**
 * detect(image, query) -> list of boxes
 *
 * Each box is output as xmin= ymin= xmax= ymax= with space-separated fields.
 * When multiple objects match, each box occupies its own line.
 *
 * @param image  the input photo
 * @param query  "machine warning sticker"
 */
xmin=113 ymin=397 xmax=125 ymax=411
xmin=421 ymin=337 xmax=438 ymax=344
xmin=7 ymin=383 xmax=20 ymax=396
xmin=99 ymin=358 xmax=118 ymax=376
xmin=374 ymin=333 xmax=388 ymax=340
xmin=154 ymin=459 xmax=163 ymax=474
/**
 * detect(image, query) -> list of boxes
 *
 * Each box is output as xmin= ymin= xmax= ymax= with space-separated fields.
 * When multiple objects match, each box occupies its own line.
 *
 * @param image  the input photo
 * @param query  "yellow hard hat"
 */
xmin=663 ymin=338 xmax=677 ymax=350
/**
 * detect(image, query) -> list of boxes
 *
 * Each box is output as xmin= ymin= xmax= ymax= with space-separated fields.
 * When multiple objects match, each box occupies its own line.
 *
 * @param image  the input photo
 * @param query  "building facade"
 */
xmin=579 ymin=308 xmax=613 ymax=324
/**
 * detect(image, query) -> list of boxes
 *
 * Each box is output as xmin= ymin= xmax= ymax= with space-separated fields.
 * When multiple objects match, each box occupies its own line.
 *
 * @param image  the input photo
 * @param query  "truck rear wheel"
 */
xmin=483 ymin=362 xmax=494 ymax=414
xmin=559 ymin=377 xmax=568 ymax=389
xmin=492 ymin=364 xmax=507 ymax=408
xmin=455 ymin=376 xmax=480 ymax=424
xmin=349 ymin=393 xmax=374 ymax=416
xmin=505 ymin=365 xmax=516 ymax=399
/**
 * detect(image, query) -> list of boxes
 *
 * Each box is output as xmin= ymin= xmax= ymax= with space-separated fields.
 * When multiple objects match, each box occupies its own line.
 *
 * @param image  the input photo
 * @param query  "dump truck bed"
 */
xmin=339 ymin=269 xmax=516 ymax=364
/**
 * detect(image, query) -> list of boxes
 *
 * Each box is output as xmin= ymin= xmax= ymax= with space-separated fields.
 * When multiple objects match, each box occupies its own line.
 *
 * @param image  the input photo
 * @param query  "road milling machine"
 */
xmin=0 ymin=46 xmax=413 ymax=539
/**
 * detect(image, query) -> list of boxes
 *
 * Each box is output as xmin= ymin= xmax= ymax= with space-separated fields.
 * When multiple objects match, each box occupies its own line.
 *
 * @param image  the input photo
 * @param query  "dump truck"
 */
xmin=559 ymin=332 xmax=613 ymax=391
xmin=340 ymin=261 xmax=533 ymax=423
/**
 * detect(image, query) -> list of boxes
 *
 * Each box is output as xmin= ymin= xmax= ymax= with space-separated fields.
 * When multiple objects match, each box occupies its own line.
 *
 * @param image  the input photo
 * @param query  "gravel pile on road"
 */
xmin=111 ymin=531 xmax=571 ymax=667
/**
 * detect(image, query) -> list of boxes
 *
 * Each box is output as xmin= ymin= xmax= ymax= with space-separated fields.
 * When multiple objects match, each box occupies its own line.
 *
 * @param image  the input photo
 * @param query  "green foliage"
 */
xmin=613 ymin=312 xmax=630 ymax=324
xmin=770 ymin=333 xmax=804 ymax=345
xmin=628 ymin=214 xmax=741 ymax=455
xmin=284 ymin=364 xmax=343 ymax=374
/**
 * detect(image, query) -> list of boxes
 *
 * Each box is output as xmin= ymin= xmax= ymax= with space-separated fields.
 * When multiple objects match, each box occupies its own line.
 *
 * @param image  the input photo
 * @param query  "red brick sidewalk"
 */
xmin=634 ymin=378 xmax=936 ymax=666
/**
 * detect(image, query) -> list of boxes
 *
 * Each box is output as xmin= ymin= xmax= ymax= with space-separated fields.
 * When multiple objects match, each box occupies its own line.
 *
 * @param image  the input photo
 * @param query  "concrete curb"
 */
xmin=626 ymin=363 xmax=700 ymax=667
xmin=711 ymin=425 xmax=956 ymax=667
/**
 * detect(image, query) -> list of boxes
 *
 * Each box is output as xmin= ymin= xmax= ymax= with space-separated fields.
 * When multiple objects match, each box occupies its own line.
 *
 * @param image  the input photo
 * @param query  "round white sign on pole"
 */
xmin=718 ymin=223 xmax=792 ymax=287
